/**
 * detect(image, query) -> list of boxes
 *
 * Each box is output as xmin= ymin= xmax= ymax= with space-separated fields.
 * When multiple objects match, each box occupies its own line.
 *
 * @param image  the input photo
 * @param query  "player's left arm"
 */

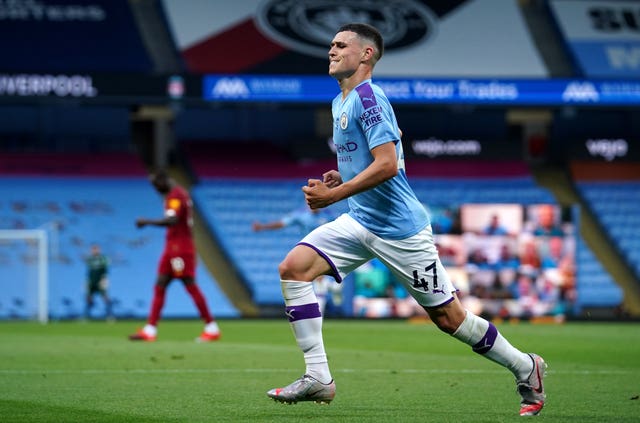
xmin=303 ymin=142 xmax=397 ymax=209
xmin=136 ymin=197 xmax=180 ymax=228
xmin=136 ymin=214 xmax=178 ymax=228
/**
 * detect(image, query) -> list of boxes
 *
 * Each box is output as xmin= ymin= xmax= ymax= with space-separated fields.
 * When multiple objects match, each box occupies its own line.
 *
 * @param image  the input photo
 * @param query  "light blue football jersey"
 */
xmin=331 ymin=79 xmax=430 ymax=240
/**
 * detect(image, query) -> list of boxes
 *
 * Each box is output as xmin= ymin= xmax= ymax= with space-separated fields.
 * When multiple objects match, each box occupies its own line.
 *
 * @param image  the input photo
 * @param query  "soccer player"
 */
xmin=266 ymin=23 xmax=547 ymax=416
xmin=252 ymin=205 xmax=341 ymax=315
xmin=84 ymin=243 xmax=113 ymax=321
xmin=128 ymin=170 xmax=221 ymax=342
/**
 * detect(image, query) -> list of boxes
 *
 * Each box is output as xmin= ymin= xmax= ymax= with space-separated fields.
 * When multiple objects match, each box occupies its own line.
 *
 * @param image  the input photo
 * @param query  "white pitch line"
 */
xmin=0 ymin=368 xmax=632 ymax=375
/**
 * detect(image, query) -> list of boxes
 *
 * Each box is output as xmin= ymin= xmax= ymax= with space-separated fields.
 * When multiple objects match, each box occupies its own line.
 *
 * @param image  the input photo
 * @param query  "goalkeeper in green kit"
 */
xmin=84 ymin=244 xmax=113 ymax=321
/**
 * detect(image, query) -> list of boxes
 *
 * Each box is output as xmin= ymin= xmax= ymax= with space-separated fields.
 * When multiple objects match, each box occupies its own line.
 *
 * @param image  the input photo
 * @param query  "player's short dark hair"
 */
xmin=150 ymin=168 xmax=168 ymax=179
xmin=149 ymin=168 xmax=170 ymax=187
xmin=337 ymin=23 xmax=384 ymax=60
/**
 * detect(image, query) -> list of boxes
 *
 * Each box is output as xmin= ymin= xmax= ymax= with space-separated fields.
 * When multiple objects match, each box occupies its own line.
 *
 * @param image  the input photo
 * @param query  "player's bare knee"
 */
xmin=279 ymin=259 xmax=316 ymax=281
xmin=278 ymin=259 xmax=299 ymax=280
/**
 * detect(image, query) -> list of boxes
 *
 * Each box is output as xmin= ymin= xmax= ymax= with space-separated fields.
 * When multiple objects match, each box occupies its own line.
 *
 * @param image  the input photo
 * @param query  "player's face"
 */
xmin=150 ymin=174 xmax=170 ymax=194
xmin=328 ymin=31 xmax=364 ymax=80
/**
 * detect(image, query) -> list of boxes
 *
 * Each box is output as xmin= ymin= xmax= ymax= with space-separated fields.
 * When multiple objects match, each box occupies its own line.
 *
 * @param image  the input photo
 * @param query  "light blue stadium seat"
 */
xmin=0 ymin=177 xmax=239 ymax=320
xmin=577 ymin=181 xmax=640 ymax=283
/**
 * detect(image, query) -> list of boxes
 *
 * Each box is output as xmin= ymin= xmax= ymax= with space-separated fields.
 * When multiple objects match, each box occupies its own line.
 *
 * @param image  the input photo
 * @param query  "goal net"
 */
xmin=0 ymin=229 xmax=48 ymax=323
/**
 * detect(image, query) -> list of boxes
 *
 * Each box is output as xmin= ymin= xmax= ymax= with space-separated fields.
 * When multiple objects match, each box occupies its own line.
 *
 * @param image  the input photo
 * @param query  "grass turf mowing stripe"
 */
xmin=1 ymin=320 xmax=639 ymax=423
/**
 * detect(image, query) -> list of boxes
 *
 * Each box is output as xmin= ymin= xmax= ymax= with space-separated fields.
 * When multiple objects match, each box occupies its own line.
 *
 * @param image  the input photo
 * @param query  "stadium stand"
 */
xmin=570 ymin=161 xmax=640 ymax=315
xmin=581 ymin=183 xmax=640 ymax=271
xmin=0 ymin=154 xmax=239 ymax=319
xmin=1 ymin=0 xmax=637 ymax=321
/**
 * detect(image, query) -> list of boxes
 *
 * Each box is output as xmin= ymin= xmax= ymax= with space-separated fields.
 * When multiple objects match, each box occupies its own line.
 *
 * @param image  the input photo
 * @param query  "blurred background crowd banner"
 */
xmin=352 ymin=202 xmax=577 ymax=320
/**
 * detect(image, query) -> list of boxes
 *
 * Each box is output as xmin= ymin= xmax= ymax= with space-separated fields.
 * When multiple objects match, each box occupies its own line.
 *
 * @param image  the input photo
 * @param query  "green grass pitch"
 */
xmin=1 ymin=319 xmax=639 ymax=422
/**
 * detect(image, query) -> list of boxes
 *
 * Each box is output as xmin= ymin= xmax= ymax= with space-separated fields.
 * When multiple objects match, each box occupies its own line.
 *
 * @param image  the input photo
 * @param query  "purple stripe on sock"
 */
xmin=285 ymin=302 xmax=321 ymax=322
xmin=472 ymin=322 xmax=498 ymax=354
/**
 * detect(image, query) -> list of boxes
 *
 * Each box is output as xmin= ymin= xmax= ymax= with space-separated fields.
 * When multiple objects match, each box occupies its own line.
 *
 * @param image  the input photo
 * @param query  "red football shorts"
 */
xmin=157 ymin=250 xmax=196 ymax=279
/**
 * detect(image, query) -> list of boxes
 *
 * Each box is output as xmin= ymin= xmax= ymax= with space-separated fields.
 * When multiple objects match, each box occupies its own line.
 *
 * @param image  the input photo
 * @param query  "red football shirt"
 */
xmin=163 ymin=185 xmax=195 ymax=254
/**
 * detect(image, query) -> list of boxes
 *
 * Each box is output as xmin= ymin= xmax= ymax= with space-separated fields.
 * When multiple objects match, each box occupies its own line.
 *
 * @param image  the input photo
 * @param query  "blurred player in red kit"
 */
xmin=129 ymin=170 xmax=221 ymax=342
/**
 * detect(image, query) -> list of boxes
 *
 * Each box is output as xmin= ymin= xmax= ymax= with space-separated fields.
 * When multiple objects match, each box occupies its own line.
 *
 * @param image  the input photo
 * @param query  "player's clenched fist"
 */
xmin=302 ymin=179 xmax=333 ymax=209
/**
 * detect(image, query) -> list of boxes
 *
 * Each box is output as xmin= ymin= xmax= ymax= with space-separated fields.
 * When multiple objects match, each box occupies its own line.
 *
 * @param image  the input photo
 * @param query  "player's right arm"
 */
xmin=252 ymin=220 xmax=285 ymax=231
xmin=304 ymin=142 xmax=397 ymax=209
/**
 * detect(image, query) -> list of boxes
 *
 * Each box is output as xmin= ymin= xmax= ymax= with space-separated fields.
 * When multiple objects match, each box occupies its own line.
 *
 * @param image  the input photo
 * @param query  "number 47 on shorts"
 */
xmin=412 ymin=262 xmax=438 ymax=292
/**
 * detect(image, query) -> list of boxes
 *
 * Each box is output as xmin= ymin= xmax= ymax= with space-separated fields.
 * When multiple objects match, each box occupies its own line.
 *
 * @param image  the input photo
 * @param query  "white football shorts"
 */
xmin=299 ymin=213 xmax=456 ymax=308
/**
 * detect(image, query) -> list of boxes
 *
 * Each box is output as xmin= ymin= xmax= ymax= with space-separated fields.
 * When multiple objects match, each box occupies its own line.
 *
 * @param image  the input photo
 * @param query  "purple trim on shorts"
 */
xmin=472 ymin=322 xmax=498 ymax=355
xmin=297 ymin=242 xmax=342 ymax=283
xmin=424 ymin=295 xmax=456 ymax=309
xmin=285 ymin=302 xmax=321 ymax=322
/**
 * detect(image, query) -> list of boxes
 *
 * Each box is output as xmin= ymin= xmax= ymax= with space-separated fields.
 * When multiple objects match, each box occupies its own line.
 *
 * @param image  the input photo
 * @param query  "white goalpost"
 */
xmin=0 ymin=229 xmax=49 ymax=323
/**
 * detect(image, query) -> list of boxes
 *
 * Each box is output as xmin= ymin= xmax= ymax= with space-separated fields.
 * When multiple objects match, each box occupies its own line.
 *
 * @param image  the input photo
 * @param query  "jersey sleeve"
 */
xmin=165 ymin=195 xmax=182 ymax=218
xmin=354 ymin=83 xmax=399 ymax=150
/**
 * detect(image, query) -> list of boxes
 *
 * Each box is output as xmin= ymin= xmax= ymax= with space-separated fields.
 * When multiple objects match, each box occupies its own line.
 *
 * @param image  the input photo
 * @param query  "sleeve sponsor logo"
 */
xmin=359 ymin=106 xmax=384 ymax=131
xmin=355 ymin=83 xmax=383 ymax=131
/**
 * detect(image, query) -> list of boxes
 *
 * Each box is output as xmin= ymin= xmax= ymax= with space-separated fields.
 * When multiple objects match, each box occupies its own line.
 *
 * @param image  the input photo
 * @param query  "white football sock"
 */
xmin=452 ymin=311 xmax=533 ymax=380
xmin=204 ymin=321 xmax=219 ymax=334
xmin=281 ymin=280 xmax=332 ymax=384
xmin=143 ymin=324 xmax=157 ymax=336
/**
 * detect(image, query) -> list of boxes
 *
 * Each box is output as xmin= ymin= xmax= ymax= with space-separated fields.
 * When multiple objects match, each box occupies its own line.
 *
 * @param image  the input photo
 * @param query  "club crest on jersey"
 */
xmin=340 ymin=112 xmax=348 ymax=130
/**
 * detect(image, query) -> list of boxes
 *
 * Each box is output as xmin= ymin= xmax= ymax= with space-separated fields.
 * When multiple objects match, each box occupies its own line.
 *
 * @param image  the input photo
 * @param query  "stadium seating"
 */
xmin=0 ymin=175 xmax=239 ymax=320
xmin=573 ymin=236 xmax=624 ymax=312
xmin=566 ymin=161 xmax=639 ymax=314
xmin=193 ymin=179 xmax=348 ymax=305
xmin=578 ymin=181 xmax=640 ymax=283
